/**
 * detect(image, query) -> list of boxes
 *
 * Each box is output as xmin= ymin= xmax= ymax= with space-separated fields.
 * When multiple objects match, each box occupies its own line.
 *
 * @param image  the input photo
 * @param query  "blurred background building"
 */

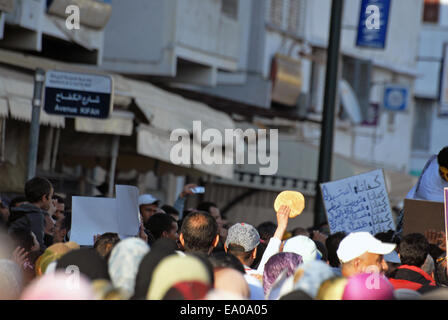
xmin=0 ymin=0 xmax=439 ymax=230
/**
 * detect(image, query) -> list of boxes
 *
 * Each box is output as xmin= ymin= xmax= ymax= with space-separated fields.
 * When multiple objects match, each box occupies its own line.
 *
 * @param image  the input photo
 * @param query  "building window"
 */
xmin=268 ymin=0 xmax=304 ymax=34
xmin=423 ymin=0 xmax=439 ymax=23
xmin=412 ymin=99 xmax=433 ymax=151
xmin=341 ymin=56 xmax=372 ymax=122
xmin=222 ymin=0 xmax=238 ymax=19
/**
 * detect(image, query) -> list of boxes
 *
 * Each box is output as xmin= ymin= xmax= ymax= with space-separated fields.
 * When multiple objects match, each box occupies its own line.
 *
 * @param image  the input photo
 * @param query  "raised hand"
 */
xmin=274 ymin=205 xmax=290 ymax=240
xmin=12 ymin=247 xmax=29 ymax=268
xmin=180 ymin=183 xmax=199 ymax=198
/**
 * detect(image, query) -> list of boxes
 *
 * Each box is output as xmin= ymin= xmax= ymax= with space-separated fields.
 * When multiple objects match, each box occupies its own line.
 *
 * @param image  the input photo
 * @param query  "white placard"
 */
xmin=320 ymin=169 xmax=395 ymax=235
xmin=70 ymin=185 xmax=140 ymax=246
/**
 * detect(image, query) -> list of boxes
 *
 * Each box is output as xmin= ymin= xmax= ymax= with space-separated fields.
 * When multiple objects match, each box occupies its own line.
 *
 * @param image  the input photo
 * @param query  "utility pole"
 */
xmin=314 ymin=0 xmax=344 ymax=227
xmin=27 ymin=68 xmax=45 ymax=181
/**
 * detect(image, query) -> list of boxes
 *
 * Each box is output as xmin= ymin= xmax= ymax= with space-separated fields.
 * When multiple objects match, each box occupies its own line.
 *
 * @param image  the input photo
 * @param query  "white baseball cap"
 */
xmin=138 ymin=194 xmax=159 ymax=206
xmin=337 ymin=232 xmax=396 ymax=263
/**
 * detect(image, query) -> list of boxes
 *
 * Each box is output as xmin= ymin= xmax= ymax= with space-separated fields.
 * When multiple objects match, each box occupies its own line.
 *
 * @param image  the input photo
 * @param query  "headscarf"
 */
xmin=162 ymin=281 xmax=211 ymax=300
xmin=214 ymin=268 xmax=249 ymax=299
xmin=263 ymin=252 xmax=303 ymax=295
xmin=293 ymin=260 xmax=335 ymax=299
xmin=146 ymin=254 xmax=212 ymax=300
xmin=108 ymin=238 xmax=150 ymax=298
xmin=21 ymin=272 xmax=94 ymax=300
xmin=35 ymin=243 xmax=76 ymax=276
xmin=0 ymin=259 xmax=23 ymax=299
xmin=56 ymin=248 xmax=109 ymax=281
xmin=91 ymin=279 xmax=128 ymax=300
xmin=316 ymin=277 xmax=348 ymax=300
xmin=131 ymin=238 xmax=178 ymax=300
xmin=282 ymin=235 xmax=320 ymax=263
xmin=342 ymin=273 xmax=395 ymax=300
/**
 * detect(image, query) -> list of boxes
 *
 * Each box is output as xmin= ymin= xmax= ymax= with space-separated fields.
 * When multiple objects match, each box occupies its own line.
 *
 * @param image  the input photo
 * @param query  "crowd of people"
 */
xmin=1 ymin=160 xmax=448 ymax=300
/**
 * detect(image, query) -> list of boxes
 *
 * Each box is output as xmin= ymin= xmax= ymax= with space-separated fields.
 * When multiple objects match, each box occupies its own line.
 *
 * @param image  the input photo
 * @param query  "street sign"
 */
xmin=382 ymin=84 xmax=409 ymax=112
xmin=43 ymin=70 xmax=114 ymax=119
xmin=356 ymin=0 xmax=391 ymax=49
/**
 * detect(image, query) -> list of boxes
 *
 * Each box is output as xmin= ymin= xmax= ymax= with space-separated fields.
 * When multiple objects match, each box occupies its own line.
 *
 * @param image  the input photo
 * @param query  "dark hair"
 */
xmin=9 ymin=228 xmax=34 ymax=252
xmin=208 ymin=251 xmax=245 ymax=274
xmin=375 ymin=230 xmax=399 ymax=245
xmin=314 ymin=240 xmax=328 ymax=261
xmin=59 ymin=214 xmax=71 ymax=231
xmin=257 ymin=221 xmax=277 ymax=241
xmin=196 ymin=202 xmax=218 ymax=214
xmin=291 ymin=227 xmax=310 ymax=237
xmin=227 ymin=244 xmax=254 ymax=262
xmin=52 ymin=193 xmax=65 ymax=204
xmin=180 ymin=211 xmax=217 ymax=254
xmin=399 ymin=233 xmax=429 ymax=267
xmin=161 ymin=205 xmax=179 ymax=216
xmin=146 ymin=213 xmax=176 ymax=240
xmin=438 ymin=146 xmax=448 ymax=168
xmin=325 ymin=232 xmax=346 ymax=267
xmin=94 ymin=233 xmax=120 ymax=258
xmin=24 ymin=177 xmax=52 ymax=203
xmin=9 ymin=196 xmax=27 ymax=211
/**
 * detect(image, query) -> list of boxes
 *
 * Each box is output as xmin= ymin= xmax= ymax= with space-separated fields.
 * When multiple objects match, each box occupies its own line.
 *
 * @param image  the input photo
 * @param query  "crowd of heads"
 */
xmin=1 ymin=176 xmax=448 ymax=300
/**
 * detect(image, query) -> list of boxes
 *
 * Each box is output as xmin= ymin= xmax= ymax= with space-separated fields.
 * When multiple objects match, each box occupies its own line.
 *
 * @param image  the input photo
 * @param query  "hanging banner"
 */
xmin=356 ymin=0 xmax=391 ymax=49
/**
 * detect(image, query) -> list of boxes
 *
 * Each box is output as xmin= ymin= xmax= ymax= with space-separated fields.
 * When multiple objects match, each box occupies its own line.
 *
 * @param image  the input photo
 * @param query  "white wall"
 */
xmin=307 ymin=0 xmax=423 ymax=70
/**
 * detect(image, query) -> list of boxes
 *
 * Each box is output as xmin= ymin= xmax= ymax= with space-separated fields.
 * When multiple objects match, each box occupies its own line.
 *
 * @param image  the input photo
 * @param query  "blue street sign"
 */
xmin=383 ymin=84 xmax=409 ymax=112
xmin=356 ymin=0 xmax=391 ymax=49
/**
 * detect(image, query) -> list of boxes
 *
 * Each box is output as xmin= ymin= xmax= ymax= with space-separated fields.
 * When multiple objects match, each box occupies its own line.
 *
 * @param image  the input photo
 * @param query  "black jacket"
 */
xmin=8 ymin=203 xmax=46 ymax=251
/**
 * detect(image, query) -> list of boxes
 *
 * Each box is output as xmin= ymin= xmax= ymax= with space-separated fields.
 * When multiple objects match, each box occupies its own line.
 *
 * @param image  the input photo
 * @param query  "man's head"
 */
xmin=438 ymin=146 xmax=448 ymax=182
xmin=197 ymin=202 xmax=223 ymax=228
xmin=0 ymin=199 xmax=9 ymax=223
xmin=53 ymin=214 xmax=71 ymax=243
xmin=138 ymin=194 xmax=159 ymax=224
xmin=325 ymin=231 xmax=347 ymax=268
xmin=94 ymin=233 xmax=120 ymax=259
xmin=337 ymin=232 xmax=395 ymax=277
xmin=9 ymin=196 xmax=27 ymax=211
xmin=224 ymin=223 xmax=260 ymax=266
xmin=146 ymin=213 xmax=179 ymax=242
xmin=398 ymin=233 xmax=429 ymax=268
xmin=25 ymin=177 xmax=54 ymax=211
xmin=161 ymin=205 xmax=180 ymax=221
xmin=44 ymin=212 xmax=55 ymax=236
xmin=179 ymin=211 xmax=219 ymax=255
xmin=257 ymin=221 xmax=277 ymax=242
xmin=52 ymin=194 xmax=65 ymax=221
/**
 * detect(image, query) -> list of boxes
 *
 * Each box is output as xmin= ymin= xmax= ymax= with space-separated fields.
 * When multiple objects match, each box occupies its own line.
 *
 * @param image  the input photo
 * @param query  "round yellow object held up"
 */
xmin=274 ymin=190 xmax=305 ymax=218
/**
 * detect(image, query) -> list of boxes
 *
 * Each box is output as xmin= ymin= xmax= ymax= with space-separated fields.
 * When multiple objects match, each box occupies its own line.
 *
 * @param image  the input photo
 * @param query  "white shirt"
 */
xmin=406 ymin=157 xmax=448 ymax=202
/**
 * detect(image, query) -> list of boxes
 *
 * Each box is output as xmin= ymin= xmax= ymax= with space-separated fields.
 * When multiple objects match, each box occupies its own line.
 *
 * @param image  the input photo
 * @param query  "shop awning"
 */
xmin=0 ymin=49 xmax=236 ymax=179
xmin=0 ymin=65 xmax=65 ymax=128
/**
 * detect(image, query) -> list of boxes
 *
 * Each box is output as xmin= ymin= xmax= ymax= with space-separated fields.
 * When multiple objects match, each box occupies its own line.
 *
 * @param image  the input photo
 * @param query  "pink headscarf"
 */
xmin=342 ymin=273 xmax=395 ymax=300
xmin=21 ymin=272 xmax=95 ymax=300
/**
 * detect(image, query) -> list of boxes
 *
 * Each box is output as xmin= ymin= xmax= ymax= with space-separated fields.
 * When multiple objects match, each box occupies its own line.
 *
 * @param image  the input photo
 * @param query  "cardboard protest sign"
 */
xmin=70 ymin=185 xmax=140 ymax=246
xmin=445 ymin=188 xmax=448 ymax=254
xmin=320 ymin=169 xmax=395 ymax=235
xmin=402 ymin=198 xmax=444 ymax=236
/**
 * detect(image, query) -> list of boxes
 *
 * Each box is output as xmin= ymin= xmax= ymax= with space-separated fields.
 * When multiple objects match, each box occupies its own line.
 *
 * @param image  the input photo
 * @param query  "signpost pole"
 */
xmin=314 ymin=0 xmax=344 ymax=227
xmin=27 ymin=68 xmax=46 ymax=181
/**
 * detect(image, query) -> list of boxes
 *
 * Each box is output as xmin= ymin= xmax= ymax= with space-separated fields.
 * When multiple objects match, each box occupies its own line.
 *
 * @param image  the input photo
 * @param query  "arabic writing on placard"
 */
xmin=321 ymin=169 xmax=395 ymax=235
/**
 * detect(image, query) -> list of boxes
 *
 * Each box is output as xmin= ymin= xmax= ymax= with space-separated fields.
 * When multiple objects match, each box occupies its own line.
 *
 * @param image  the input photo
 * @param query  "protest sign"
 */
xmin=445 ymin=188 xmax=448 ymax=252
xmin=320 ymin=169 xmax=395 ymax=235
xmin=402 ymin=198 xmax=444 ymax=236
xmin=70 ymin=185 xmax=140 ymax=246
